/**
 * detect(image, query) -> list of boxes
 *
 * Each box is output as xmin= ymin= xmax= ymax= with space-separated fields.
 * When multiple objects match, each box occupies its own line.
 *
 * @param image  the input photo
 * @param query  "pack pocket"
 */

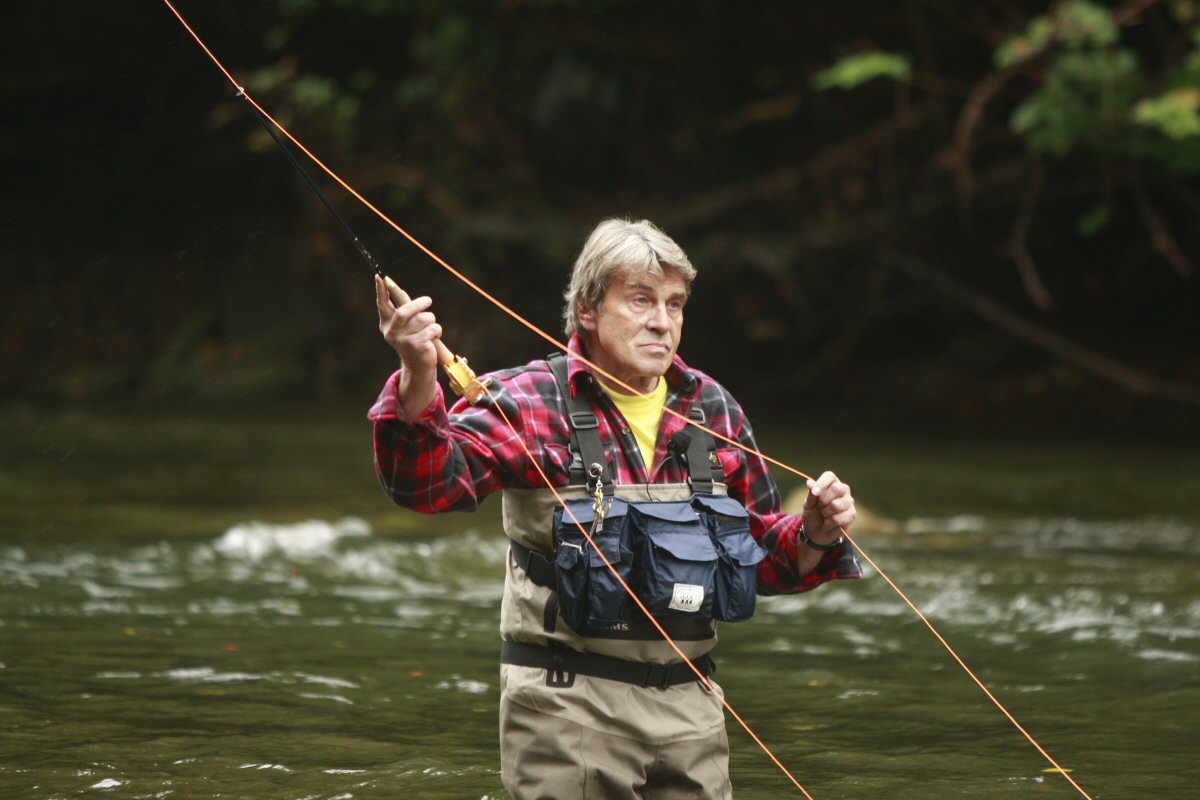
xmin=553 ymin=499 xmax=632 ymax=631
xmin=630 ymin=501 xmax=717 ymax=619
xmin=693 ymin=494 xmax=766 ymax=621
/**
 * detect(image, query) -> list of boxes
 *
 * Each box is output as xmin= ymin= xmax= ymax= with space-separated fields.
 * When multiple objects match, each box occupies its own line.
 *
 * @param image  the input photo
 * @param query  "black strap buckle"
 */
xmin=546 ymin=651 xmax=576 ymax=688
xmin=644 ymin=663 xmax=673 ymax=690
xmin=569 ymin=410 xmax=599 ymax=430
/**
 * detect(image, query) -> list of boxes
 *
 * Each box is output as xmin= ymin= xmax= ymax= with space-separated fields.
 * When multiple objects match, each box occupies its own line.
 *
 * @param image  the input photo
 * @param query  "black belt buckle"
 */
xmin=643 ymin=663 xmax=673 ymax=690
xmin=546 ymin=651 xmax=576 ymax=689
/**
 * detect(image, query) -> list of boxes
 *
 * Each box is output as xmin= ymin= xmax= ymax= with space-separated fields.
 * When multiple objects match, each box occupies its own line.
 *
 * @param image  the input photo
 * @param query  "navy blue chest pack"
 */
xmin=544 ymin=354 xmax=767 ymax=633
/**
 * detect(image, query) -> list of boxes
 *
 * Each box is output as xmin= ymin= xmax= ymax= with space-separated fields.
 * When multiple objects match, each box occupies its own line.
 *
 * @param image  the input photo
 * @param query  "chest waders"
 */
xmin=502 ymin=354 xmax=767 ymax=689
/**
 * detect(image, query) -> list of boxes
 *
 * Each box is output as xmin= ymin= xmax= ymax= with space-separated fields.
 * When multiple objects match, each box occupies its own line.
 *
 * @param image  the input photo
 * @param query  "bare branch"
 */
xmin=1006 ymin=162 xmax=1055 ymax=309
xmin=660 ymin=100 xmax=943 ymax=230
xmin=1112 ymin=0 xmax=1163 ymax=26
xmin=952 ymin=64 xmax=1024 ymax=222
xmin=715 ymin=91 xmax=802 ymax=135
xmin=1132 ymin=177 xmax=1194 ymax=278
xmin=880 ymin=250 xmax=1200 ymax=406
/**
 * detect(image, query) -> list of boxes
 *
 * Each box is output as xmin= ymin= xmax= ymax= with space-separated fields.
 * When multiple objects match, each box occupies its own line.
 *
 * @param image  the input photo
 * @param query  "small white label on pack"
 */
xmin=669 ymin=583 xmax=705 ymax=613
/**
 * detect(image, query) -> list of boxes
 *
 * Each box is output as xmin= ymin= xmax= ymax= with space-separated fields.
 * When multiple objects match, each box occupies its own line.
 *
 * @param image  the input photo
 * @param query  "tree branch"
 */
xmin=951 ymin=0 xmax=1164 ymax=223
xmin=1132 ymin=177 xmax=1193 ymax=278
xmin=1006 ymin=162 xmax=1055 ymax=309
xmin=880 ymin=250 xmax=1200 ymax=406
xmin=952 ymin=63 xmax=1024 ymax=223
xmin=659 ymin=100 xmax=943 ymax=230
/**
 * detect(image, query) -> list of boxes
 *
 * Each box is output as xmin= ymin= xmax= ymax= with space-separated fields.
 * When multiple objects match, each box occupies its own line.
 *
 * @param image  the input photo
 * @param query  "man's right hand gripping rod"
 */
xmin=381 ymin=275 xmax=490 ymax=405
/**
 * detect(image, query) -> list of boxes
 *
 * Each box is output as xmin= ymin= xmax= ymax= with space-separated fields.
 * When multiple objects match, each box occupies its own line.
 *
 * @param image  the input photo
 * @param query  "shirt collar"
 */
xmin=564 ymin=333 xmax=699 ymax=398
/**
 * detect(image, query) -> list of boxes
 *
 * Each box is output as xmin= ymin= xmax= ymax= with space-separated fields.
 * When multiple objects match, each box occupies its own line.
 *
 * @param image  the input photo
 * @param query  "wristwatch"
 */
xmin=799 ymin=523 xmax=843 ymax=552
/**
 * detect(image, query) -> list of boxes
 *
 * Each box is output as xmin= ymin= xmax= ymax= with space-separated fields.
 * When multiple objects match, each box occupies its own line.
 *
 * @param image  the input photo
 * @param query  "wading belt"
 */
xmin=500 ymin=640 xmax=715 ymax=689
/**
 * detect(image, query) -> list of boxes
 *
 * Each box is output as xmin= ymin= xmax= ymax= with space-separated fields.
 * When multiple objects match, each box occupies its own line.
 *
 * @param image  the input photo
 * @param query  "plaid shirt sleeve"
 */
xmin=693 ymin=374 xmax=864 ymax=595
xmin=370 ymin=367 xmax=554 ymax=513
xmin=369 ymin=360 xmax=585 ymax=514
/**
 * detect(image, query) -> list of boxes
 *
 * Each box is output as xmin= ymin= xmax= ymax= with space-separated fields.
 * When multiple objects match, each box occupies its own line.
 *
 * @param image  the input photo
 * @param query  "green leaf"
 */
xmin=813 ymin=52 xmax=912 ymax=91
xmin=1188 ymin=28 xmax=1200 ymax=70
xmin=1076 ymin=204 xmax=1111 ymax=237
xmin=1055 ymin=0 xmax=1119 ymax=49
xmin=995 ymin=2 xmax=1118 ymax=67
xmin=995 ymin=16 xmax=1054 ymax=67
xmin=1008 ymin=48 xmax=1141 ymax=156
xmin=1170 ymin=0 xmax=1198 ymax=24
xmin=1134 ymin=87 xmax=1200 ymax=139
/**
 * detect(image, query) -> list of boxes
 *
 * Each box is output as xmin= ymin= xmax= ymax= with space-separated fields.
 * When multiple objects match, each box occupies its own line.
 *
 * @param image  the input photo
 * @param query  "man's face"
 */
xmin=579 ymin=269 xmax=687 ymax=394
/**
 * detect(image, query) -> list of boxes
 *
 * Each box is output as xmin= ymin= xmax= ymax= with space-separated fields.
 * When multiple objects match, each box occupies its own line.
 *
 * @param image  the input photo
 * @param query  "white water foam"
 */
xmin=214 ymin=517 xmax=371 ymax=562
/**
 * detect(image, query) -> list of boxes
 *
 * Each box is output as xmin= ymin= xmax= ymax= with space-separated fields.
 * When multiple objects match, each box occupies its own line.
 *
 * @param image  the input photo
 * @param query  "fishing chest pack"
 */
xmin=513 ymin=354 xmax=768 ymax=634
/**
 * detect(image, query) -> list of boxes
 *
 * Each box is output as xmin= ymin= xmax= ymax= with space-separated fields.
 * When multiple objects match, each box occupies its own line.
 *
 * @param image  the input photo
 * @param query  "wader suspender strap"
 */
xmin=546 ymin=353 xmax=721 ymax=493
xmin=546 ymin=353 xmax=612 ymax=495
xmin=533 ymin=352 xmax=610 ymax=637
xmin=678 ymin=406 xmax=718 ymax=494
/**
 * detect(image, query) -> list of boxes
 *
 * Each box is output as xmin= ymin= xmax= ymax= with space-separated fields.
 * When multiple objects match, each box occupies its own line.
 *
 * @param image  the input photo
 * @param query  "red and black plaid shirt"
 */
xmin=370 ymin=336 xmax=862 ymax=594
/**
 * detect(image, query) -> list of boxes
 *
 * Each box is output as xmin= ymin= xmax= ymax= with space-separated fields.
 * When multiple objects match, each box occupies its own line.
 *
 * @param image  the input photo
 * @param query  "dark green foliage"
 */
xmin=2 ymin=0 xmax=1197 ymax=418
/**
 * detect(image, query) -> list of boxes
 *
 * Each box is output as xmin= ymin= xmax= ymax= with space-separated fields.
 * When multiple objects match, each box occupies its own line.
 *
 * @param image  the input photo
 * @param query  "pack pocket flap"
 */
xmin=555 ymin=532 xmax=627 ymax=565
xmin=720 ymin=534 xmax=767 ymax=567
xmin=692 ymin=494 xmax=749 ymax=519
xmin=630 ymin=500 xmax=698 ymax=524
xmin=555 ymin=541 xmax=583 ymax=571
xmin=557 ymin=498 xmax=628 ymax=527
xmin=594 ymin=533 xmax=629 ymax=563
xmin=645 ymin=528 xmax=717 ymax=562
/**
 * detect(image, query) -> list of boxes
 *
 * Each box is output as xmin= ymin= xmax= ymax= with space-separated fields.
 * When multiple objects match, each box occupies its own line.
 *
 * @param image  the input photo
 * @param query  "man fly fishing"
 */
xmin=370 ymin=218 xmax=862 ymax=798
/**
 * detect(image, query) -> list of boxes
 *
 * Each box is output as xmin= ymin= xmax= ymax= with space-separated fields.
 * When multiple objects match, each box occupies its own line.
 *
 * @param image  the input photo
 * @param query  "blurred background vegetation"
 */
xmin=2 ymin=0 xmax=1198 ymax=432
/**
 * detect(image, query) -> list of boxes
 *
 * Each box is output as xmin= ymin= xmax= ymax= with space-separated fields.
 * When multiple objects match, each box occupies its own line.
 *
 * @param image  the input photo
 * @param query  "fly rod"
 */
xmin=236 ymin=88 xmax=489 ymax=405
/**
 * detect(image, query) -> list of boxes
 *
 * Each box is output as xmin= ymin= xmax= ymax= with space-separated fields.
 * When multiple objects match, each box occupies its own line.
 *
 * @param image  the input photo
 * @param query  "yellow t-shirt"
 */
xmin=600 ymin=378 xmax=668 ymax=472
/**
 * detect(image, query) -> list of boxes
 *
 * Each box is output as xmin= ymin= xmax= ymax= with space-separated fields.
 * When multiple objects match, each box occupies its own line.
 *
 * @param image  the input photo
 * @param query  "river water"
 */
xmin=1 ymin=405 xmax=1197 ymax=799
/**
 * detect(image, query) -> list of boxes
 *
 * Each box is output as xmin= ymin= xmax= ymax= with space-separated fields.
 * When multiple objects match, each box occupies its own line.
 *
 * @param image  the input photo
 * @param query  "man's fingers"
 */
xmin=381 ymin=292 xmax=437 ymax=338
xmin=803 ymin=470 xmax=856 ymax=534
xmin=395 ymin=295 xmax=434 ymax=327
xmin=818 ymin=492 xmax=853 ymax=516
xmin=377 ymin=277 xmax=434 ymax=322
xmin=375 ymin=275 xmax=392 ymax=319
xmin=407 ymin=322 xmax=443 ymax=344
xmin=807 ymin=471 xmax=840 ymax=495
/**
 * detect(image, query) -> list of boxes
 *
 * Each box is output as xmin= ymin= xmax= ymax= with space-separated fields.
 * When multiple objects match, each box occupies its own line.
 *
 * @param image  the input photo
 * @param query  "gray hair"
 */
xmin=562 ymin=218 xmax=697 ymax=337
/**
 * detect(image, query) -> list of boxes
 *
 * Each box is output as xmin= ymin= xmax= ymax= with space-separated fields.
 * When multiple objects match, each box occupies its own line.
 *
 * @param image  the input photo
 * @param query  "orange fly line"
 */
xmin=160 ymin=2 xmax=1096 ymax=797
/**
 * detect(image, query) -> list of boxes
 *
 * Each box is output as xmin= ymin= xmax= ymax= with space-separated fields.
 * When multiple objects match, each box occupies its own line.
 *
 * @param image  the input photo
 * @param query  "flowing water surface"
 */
xmin=1 ymin=406 xmax=1197 ymax=799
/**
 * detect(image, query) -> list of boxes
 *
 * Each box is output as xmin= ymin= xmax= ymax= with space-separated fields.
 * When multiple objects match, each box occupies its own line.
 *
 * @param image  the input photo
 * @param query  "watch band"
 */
xmin=799 ymin=523 xmax=843 ymax=552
